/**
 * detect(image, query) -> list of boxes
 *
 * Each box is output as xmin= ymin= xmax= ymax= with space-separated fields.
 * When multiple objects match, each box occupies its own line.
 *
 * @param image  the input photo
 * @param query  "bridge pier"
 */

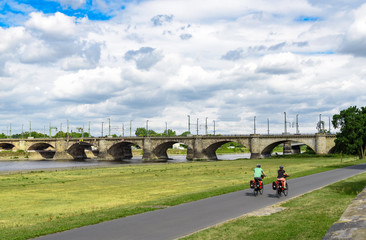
xmin=283 ymin=141 xmax=292 ymax=155
xmin=315 ymin=133 xmax=327 ymax=154
xmin=97 ymin=139 xmax=115 ymax=160
xmin=53 ymin=139 xmax=73 ymax=160
xmin=249 ymin=134 xmax=261 ymax=159
xmin=192 ymin=136 xmax=209 ymax=160
xmin=142 ymin=138 xmax=161 ymax=161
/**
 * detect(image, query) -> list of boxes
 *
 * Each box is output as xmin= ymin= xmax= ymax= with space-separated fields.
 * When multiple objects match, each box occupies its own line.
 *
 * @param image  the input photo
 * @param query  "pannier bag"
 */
xmin=272 ymin=181 xmax=277 ymax=190
xmin=250 ymin=180 xmax=254 ymax=188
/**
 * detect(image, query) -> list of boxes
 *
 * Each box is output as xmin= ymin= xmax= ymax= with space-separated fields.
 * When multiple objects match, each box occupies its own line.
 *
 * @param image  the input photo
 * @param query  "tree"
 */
xmin=180 ymin=131 xmax=191 ymax=136
xmin=163 ymin=129 xmax=176 ymax=136
xmin=332 ymin=106 xmax=366 ymax=159
xmin=135 ymin=128 xmax=160 ymax=137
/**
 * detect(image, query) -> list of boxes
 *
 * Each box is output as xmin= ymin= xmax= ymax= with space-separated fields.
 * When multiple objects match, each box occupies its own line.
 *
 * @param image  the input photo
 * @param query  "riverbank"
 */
xmin=0 ymin=155 xmax=364 ymax=240
xmin=0 ymin=148 xmax=281 ymax=161
xmin=0 ymin=149 xmax=186 ymax=161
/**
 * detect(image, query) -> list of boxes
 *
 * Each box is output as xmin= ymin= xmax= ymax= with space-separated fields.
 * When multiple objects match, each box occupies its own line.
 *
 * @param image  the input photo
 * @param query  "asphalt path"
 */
xmin=35 ymin=163 xmax=366 ymax=240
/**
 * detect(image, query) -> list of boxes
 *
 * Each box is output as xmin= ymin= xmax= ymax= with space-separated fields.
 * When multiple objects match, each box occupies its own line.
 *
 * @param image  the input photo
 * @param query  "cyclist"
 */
xmin=254 ymin=164 xmax=265 ymax=188
xmin=277 ymin=166 xmax=288 ymax=189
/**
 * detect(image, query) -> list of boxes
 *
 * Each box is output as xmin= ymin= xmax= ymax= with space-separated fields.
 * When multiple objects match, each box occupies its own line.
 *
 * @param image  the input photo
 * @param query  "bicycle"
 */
xmin=250 ymin=174 xmax=265 ymax=196
xmin=272 ymin=175 xmax=289 ymax=197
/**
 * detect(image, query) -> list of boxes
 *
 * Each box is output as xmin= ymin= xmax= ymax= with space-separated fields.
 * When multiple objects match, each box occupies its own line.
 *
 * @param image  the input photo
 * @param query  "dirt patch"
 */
xmin=245 ymin=204 xmax=286 ymax=217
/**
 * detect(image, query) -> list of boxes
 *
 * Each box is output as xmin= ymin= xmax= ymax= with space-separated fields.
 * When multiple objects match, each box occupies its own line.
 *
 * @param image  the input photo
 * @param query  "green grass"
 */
xmin=181 ymin=172 xmax=366 ymax=240
xmin=0 ymin=155 xmax=365 ymax=239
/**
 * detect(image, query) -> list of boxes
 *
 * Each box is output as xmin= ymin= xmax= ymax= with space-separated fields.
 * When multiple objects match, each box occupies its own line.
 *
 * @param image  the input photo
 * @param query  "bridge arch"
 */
xmin=260 ymin=140 xmax=315 ymax=157
xmin=107 ymin=141 xmax=141 ymax=160
xmin=0 ymin=143 xmax=16 ymax=150
xmin=28 ymin=143 xmax=55 ymax=151
xmin=204 ymin=141 xmax=250 ymax=160
xmin=67 ymin=142 xmax=96 ymax=160
xmin=27 ymin=143 xmax=56 ymax=159
xmin=148 ymin=140 xmax=193 ymax=160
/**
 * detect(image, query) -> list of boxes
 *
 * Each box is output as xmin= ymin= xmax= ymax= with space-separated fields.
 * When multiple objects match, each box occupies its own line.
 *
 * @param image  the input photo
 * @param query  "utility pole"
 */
xmin=329 ymin=116 xmax=331 ymax=133
xmin=29 ymin=121 xmax=31 ymax=138
xmin=196 ymin=118 xmax=199 ymax=135
xmin=122 ymin=123 xmax=124 ymax=137
xmin=49 ymin=123 xmax=57 ymax=138
xmin=187 ymin=115 xmax=190 ymax=133
xmin=165 ymin=122 xmax=168 ymax=136
xmin=88 ymin=121 xmax=90 ymax=137
xmin=267 ymin=118 xmax=270 ymax=135
xmin=296 ymin=114 xmax=299 ymax=134
xmin=253 ymin=116 xmax=256 ymax=134
xmin=130 ymin=120 xmax=132 ymax=137
xmin=101 ymin=122 xmax=104 ymax=137
xmin=108 ymin=118 xmax=111 ymax=136
xmin=67 ymin=120 xmax=69 ymax=136
xmin=205 ymin=117 xmax=208 ymax=135
xmin=284 ymin=112 xmax=287 ymax=134
xmin=319 ymin=114 xmax=322 ymax=131
xmin=213 ymin=120 xmax=216 ymax=135
xmin=146 ymin=120 xmax=149 ymax=137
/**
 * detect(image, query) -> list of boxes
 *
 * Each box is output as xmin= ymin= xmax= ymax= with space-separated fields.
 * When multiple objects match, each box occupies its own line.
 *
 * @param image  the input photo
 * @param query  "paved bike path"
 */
xmin=35 ymin=163 xmax=366 ymax=240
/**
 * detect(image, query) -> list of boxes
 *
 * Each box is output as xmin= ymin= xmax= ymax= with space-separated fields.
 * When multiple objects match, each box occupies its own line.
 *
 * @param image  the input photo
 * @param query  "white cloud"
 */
xmin=0 ymin=27 xmax=28 ymax=54
xmin=52 ymin=67 xmax=123 ymax=102
xmin=339 ymin=3 xmax=366 ymax=57
xmin=25 ymin=12 xmax=78 ymax=40
xmin=1 ymin=0 xmax=366 ymax=135
xmin=256 ymin=52 xmax=300 ymax=74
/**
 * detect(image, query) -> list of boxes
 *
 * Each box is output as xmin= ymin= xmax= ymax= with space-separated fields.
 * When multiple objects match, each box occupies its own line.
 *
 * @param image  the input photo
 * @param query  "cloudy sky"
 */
xmin=0 ymin=0 xmax=366 ymax=136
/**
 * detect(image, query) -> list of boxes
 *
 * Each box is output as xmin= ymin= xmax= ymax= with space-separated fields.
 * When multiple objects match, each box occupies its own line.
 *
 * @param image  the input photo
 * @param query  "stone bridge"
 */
xmin=0 ymin=133 xmax=336 ymax=161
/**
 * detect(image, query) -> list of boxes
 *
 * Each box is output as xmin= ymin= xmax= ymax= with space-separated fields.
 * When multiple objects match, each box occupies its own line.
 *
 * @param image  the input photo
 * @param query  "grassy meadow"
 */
xmin=0 ymin=155 xmax=364 ymax=239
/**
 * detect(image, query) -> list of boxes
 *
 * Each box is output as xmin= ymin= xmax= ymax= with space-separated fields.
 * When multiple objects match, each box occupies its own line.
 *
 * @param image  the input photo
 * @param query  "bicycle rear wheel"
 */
xmin=277 ymin=188 xmax=281 ymax=197
xmin=283 ymin=183 xmax=288 ymax=196
xmin=254 ymin=188 xmax=258 ymax=196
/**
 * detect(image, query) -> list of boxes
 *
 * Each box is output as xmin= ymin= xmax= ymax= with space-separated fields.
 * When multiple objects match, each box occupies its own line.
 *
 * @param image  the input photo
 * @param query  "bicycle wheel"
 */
xmin=277 ymin=188 xmax=281 ymax=197
xmin=254 ymin=188 xmax=258 ymax=196
xmin=259 ymin=187 xmax=263 ymax=195
xmin=283 ymin=183 xmax=288 ymax=196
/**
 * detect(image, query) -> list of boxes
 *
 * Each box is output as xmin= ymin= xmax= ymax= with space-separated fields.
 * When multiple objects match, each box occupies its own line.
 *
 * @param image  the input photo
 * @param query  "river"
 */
xmin=0 ymin=153 xmax=252 ymax=172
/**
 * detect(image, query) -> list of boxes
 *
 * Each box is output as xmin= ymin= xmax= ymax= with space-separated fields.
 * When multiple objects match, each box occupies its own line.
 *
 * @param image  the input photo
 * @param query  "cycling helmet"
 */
xmin=279 ymin=166 xmax=284 ymax=169
xmin=256 ymin=164 xmax=261 ymax=167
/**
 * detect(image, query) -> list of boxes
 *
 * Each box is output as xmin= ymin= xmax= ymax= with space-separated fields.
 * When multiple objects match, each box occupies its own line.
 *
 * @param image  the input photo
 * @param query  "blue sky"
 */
xmin=1 ymin=0 xmax=366 ymax=136
xmin=0 ymin=0 xmax=130 ymax=27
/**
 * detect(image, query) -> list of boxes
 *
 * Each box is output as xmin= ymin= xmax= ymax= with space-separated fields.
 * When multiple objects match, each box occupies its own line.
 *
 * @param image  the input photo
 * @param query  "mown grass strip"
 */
xmin=180 ymin=172 xmax=366 ymax=240
xmin=0 ymin=155 xmax=364 ymax=240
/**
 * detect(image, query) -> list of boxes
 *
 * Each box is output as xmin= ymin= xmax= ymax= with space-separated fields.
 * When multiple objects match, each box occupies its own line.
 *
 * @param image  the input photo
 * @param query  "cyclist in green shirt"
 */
xmin=254 ymin=164 xmax=265 ymax=187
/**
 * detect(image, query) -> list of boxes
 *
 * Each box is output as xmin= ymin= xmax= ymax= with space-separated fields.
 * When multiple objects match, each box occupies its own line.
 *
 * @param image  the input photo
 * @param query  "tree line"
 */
xmin=0 ymin=129 xmax=191 ymax=139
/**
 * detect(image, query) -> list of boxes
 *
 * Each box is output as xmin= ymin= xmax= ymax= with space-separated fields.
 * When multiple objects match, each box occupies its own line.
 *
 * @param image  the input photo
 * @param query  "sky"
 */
xmin=1 ymin=0 xmax=366 ymax=136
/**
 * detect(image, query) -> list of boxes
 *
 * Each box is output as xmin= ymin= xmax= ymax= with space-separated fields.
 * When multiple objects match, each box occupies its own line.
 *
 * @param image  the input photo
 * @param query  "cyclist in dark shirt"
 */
xmin=277 ymin=166 xmax=288 ymax=189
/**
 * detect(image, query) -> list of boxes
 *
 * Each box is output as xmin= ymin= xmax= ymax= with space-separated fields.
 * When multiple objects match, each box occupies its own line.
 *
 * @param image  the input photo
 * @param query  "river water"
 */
xmin=0 ymin=153 xmax=252 ymax=172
